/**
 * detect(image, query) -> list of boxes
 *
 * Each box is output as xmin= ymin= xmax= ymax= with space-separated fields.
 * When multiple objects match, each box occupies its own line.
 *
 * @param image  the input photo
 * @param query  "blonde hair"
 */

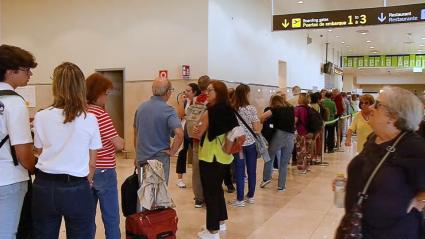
xmin=298 ymin=93 xmax=310 ymax=106
xmin=359 ymin=94 xmax=375 ymax=105
xmin=269 ymin=94 xmax=290 ymax=108
xmin=52 ymin=62 xmax=87 ymax=123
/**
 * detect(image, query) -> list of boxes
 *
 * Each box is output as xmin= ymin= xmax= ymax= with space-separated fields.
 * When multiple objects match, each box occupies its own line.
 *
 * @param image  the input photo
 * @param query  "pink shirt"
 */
xmin=295 ymin=106 xmax=308 ymax=136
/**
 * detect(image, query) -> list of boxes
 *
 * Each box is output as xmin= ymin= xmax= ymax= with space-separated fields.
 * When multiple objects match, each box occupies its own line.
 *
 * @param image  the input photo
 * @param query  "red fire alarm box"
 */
xmin=182 ymin=65 xmax=190 ymax=80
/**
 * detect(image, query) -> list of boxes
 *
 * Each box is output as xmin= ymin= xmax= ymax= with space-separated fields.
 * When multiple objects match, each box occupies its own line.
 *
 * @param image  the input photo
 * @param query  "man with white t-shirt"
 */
xmin=0 ymin=45 xmax=37 ymax=238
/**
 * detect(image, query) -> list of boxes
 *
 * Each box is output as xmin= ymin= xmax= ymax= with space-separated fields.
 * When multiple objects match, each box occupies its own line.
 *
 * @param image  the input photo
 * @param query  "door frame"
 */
xmin=95 ymin=67 xmax=126 ymax=143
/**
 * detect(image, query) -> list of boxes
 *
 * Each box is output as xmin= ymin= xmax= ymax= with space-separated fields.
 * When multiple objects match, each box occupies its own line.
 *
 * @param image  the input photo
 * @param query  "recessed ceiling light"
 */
xmin=341 ymin=41 xmax=345 ymax=44
xmin=297 ymin=0 xmax=304 ymax=3
xmin=366 ymin=40 xmax=372 ymax=43
xmin=356 ymin=29 xmax=369 ymax=34
xmin=327 ymin=29 xmax=333 ymax=32
xmin=422 ymin=37 xmax=425 ymax=40
xmin=335 ymin=35 xmax=340 ymax=38
xmin=420 ymin=44 xmax=425 ymax=47
xmin=369 ymin=46 xmax=375 ymax=49
xmin=346 ymin=45 xmax=351 ymax=47
xmin=419 ymin=49 xmax=423 ymax=52
xmin=348 ymin=49 xmax=353 ymax=52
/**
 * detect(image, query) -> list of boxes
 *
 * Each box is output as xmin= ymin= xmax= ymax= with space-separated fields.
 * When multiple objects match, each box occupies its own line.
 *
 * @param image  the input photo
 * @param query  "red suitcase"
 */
xmin=126 ymin=207 xmax=178 ymax=239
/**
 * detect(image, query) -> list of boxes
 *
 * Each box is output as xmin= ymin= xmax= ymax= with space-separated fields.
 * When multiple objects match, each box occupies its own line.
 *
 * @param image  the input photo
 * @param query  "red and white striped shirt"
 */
xmin=88 ymin=105 xmax=119 ymax=168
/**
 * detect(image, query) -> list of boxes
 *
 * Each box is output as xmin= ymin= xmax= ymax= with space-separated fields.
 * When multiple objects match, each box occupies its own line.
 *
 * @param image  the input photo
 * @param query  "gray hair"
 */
xmin=152 ymin=77 xmax=171 ymax=96
xmin=292 ymin=85 xmax=301 ymax=95
xmin=380 ymin=86 xmax=424 ymax=131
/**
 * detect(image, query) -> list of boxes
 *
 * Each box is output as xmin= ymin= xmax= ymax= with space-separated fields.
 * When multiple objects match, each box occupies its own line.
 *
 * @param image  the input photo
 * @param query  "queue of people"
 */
xmin=1 ymin=43 xmax=425 ymax=239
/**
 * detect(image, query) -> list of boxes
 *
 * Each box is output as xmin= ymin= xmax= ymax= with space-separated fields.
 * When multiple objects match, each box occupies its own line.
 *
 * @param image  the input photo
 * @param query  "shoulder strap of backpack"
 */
xmin=0 ymin=135 xmax=9 ymax=148
xmin=0 ymin=90 xmax=24 ymax=99
xmin=0 ymin=135 xmax=18 ymax=166
xmin=0 ymin=90 xmax=23 ymax=166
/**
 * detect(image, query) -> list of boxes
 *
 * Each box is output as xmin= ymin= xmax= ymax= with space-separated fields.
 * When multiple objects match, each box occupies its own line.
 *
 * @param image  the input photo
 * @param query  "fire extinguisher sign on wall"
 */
xmin=182 ymin=65 xmax=190 ymax=80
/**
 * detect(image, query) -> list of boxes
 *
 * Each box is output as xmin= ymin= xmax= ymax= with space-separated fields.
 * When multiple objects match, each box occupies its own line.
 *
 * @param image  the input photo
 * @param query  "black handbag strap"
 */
xmin=233 ymin=109 xmax=257 ymax=139
xmin=356 ymin=131 xmax=407 ymax=205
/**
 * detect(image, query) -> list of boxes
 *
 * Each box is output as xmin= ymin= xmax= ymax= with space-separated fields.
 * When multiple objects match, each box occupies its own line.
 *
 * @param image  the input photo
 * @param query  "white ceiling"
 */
xmin=273 ymin=0 xmax=425 ymax=56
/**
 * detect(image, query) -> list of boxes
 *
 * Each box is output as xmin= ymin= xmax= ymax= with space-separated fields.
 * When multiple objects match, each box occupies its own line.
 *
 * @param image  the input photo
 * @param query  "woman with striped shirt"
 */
xmin=86 ymin=73 xmax=124 ymax=239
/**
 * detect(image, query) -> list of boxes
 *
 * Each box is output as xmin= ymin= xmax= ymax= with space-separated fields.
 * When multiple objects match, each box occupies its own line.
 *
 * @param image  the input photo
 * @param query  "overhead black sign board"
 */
xmin=273 ymin=3 xmax=425 ymax=31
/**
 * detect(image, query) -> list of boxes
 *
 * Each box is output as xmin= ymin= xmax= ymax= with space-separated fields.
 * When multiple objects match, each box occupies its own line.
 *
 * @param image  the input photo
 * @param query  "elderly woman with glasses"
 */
xmin=340 ymin=86 xmax=425 ymax=238
xmin=345 ymin=94 xmax=375 ymax=153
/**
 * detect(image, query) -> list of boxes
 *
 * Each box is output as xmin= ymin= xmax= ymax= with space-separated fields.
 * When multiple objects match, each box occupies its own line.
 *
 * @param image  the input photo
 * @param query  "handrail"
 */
xmin=323 ymin=112 xmax=358 ymax=126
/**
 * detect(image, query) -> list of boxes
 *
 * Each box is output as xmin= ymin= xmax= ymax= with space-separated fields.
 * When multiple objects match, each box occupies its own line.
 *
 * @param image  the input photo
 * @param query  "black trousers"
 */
xmin=223 ymin=163 xmax=233 ymax=187
xmin=176 ymin=136 xmax=191 ymax=174
xmin=325 ymin=123 xmax=336 ymax=152
xmin=199 ymin=159 xmax=228 ymax=231
xmin=291 ymin=142 xmax=297 ymax=166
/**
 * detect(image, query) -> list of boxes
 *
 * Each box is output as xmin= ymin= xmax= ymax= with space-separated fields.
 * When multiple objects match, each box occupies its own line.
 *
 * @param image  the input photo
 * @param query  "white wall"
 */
xmin=343 ymin=74 xmax=356 ymax=91
xmin=207 ymin=0 xmax=325 ymax=89
xmin=1 ymin=0 xmax=209 ymax=83
xmin=356 ymin=72 xmax=425 ymax=84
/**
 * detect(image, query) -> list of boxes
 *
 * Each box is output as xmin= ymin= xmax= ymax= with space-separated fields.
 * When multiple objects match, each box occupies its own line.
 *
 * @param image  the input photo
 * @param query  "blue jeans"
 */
xmin=234 ymin=143 xmax=257 ymax=201
xmin=92 ymin=168 xmax=120 ymax=239
xmin=32 ymin=173 xmax=95 ymax=239
xmin=0 ymin=181 xmax=28 ymax=238
xmin=274 ymin=150 xmax=281 ymax=169
xmin=263 ymin=130 xmax=295 ymax=189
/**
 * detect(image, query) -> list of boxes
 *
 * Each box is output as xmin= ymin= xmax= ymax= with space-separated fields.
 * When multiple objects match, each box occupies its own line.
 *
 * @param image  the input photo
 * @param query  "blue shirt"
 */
xmin=134 ymin=96 xmax=181 ymax=162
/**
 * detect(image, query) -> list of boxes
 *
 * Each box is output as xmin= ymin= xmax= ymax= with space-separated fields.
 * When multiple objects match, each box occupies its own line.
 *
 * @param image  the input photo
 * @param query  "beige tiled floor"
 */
xmin=59 ymin=144 xmax=355 ymax=239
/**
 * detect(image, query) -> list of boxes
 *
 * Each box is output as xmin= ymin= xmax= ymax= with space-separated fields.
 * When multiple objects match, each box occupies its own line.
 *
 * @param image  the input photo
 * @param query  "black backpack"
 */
xmin=306 ymin=107 xmax=323 ymax=134
xmin=121 ymin=169 xmax=139 ymax=217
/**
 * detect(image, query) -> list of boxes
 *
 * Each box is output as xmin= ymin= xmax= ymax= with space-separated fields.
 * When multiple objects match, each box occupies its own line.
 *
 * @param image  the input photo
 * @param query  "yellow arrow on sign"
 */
xmin=281 ymin=19 xmax=290 ymax=28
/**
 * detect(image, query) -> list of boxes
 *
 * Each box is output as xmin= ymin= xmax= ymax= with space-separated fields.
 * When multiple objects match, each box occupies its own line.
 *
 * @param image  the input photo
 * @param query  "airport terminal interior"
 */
xmin=1 ymin=0 xmax=425 ymax=238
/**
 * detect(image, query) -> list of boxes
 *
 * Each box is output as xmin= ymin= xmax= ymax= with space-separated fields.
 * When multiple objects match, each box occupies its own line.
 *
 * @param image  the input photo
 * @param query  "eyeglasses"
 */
xmin=18 ymin=67 xmax=31 ymax=75
xmin=206 ymin=88 xmax=215 ymax=93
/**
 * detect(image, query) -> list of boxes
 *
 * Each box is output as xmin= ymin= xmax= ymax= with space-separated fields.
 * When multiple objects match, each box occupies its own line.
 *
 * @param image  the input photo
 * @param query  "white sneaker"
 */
xmin=176 ymin=179 xmax=186 ymax=188
xmin=198 ymin=229 xmax=220 ymax=239
xmin=201 ymin=223 xmax=226 ymax=231
xmin=228 ymin=200 xmax=245 ymax=207
xmin=260 ymin=179 xmax=271 ymax=188
xmin=244 ymin=196 xmax=255 ymax=204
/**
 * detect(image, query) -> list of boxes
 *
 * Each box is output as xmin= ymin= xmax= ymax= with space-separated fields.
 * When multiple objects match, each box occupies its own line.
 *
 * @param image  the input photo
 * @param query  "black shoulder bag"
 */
xmin=233 ymin=109 xmax=271 ymax=162
xmin=335 ymin=131 xmax=407 ymax=239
